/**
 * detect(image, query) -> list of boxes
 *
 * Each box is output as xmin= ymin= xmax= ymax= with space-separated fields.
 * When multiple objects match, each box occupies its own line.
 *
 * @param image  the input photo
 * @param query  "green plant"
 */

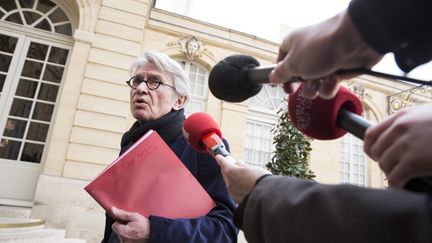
xmin=266 ymin=100 xmax=315 ymax=180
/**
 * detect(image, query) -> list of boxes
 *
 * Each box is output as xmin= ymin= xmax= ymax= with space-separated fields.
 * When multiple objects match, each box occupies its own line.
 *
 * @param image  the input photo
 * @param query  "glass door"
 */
xmin=0 ymin=30 xmax=70 ymax=205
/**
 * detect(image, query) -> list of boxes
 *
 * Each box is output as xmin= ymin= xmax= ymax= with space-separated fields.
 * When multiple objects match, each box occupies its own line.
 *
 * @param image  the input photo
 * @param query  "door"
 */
xmin=0 ymin=30 xmax=70 ymax=206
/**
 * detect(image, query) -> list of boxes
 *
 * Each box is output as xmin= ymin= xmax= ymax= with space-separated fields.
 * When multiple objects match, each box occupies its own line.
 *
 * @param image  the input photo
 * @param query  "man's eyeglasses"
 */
xmin=126 ymin=76 xmax=176 ymax=90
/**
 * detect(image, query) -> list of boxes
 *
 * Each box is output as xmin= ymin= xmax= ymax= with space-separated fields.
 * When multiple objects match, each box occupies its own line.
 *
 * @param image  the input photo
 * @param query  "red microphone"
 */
xmin=182 ymin=112 xmax=230 ymax=158
xmin=288 ymin=85 xmax=371 ymax=140
xmin=288 ymin=85 xmax=432 ymax=193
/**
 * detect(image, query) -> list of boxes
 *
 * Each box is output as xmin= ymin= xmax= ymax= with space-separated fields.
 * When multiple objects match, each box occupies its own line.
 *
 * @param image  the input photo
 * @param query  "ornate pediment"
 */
xmin=167 ymin=36 xmax=213 ymax=60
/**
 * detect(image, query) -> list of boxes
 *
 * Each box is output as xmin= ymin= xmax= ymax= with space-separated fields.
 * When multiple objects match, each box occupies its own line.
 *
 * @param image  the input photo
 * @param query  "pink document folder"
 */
xmin=84 ymin=130 xmax=216 ymax=219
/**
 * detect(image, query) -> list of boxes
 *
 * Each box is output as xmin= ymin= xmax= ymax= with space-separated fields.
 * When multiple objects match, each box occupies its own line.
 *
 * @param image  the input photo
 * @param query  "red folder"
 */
xmin=84 ymin=130 xmax=216 ymax=219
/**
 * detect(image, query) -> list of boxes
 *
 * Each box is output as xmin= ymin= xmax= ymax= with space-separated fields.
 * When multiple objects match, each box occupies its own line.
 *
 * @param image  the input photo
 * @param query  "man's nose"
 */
xmin=135 ymin=81 xmax=149 ymax=93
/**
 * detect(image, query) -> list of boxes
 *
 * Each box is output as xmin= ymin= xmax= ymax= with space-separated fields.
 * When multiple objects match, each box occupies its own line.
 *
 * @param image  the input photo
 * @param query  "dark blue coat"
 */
xmin=103 ymin=134 xmax=238 ymax=243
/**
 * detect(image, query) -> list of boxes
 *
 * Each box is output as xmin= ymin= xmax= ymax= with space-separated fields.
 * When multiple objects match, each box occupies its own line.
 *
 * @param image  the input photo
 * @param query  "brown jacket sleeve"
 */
xmin=242 ymin=176 xmax=432 ymax=243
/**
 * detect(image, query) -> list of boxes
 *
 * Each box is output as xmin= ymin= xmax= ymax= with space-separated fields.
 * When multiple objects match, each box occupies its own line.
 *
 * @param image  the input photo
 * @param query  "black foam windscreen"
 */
xmin=208 ymin=55 xmax=263 ymax=102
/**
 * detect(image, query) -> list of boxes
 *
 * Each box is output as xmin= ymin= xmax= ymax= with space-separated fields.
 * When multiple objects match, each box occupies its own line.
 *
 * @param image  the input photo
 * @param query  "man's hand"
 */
xmin=364 ymin=104 xmax=432 ymax=188
xmin=111 ymin=207 xmax=150 ymax=243
xmin=269 ymin=10 xmax=382 ymax=100
xmin=215 ymin=155 xmax=271 ymax=204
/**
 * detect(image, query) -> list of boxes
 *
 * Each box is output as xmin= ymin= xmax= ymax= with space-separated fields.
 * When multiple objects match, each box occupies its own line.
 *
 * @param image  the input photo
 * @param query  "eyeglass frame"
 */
xmin=126 ymin=75 xmax=176 ymax=91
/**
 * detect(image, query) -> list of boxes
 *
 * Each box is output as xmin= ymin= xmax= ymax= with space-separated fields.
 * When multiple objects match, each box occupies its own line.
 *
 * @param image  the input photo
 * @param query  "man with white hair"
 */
xmin=101 ymin=51 xmax=237 ymax=243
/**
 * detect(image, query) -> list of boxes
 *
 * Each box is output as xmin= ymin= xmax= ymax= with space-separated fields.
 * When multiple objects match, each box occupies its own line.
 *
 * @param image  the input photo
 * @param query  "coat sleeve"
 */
xmin=148 ymin=139 xmax=238 ymax=243
xmin=241 ymin=176 xmax=432 ymax=243
xmin=348 ymin=0 xmax=432 ymax=72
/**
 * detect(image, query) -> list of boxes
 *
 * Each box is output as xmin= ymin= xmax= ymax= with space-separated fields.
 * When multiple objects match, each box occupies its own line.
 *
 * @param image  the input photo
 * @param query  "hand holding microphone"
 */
xmin=364 ymin=104 xmax=432 ymax=189
xmin=269 ymin=10 xmax=383 ymax=99
xmin=286 ymin=78 xmax=432 ymax=192
xmin=182 ymin=112 xmax=271 ymax=204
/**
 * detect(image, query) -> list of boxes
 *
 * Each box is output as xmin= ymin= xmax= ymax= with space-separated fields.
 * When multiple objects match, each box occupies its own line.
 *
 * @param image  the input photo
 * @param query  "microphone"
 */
xmin=182 ymin=112 xmax=230 ymax=158
xmin=289 ymin=85 xmax=432 ymax=193
xmin=288 ymin=84 xmax=370 ymax=140
xmin=208 ymin=54 xmax=431 ymax=103
xmin=208 ymin=54 xmax=274 ymax=102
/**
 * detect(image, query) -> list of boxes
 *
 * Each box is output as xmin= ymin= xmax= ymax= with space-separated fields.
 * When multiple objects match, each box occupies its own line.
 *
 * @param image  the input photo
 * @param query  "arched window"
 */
xmin=0 ymin=0 xmax=72 ymax=203
xmin=244 ymin=85 xmax=286 ymax=167
xmin=0 ymin=0 xmax=72 ymax=36
xmin=249 ymin=85 xmax=286 ymax=111
xmin=178 ymin=60 xmax=209 ymax=115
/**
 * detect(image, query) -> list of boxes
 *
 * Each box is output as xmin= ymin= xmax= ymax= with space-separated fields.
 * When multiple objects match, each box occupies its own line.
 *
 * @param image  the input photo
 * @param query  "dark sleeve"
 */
xmin=101 ymin=213 xmax=115 ymax=243
xmin=233 ymin=174 xmax=273 ymax=229
xmin=348 ymin=0 xmax=432 ymax=72
xmin=148 ymin=139 xmax=238 ymax=243
xmin=242 ymin=176 xmax=432 ymax=243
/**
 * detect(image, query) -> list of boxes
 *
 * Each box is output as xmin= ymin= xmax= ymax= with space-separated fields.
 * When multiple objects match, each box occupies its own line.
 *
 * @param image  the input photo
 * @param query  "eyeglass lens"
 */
xmin=131 ymin=76 xmax=161 ymax=90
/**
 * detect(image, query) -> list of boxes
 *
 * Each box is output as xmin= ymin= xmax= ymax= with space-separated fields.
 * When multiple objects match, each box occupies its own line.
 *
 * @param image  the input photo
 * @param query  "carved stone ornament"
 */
xmin=167 ymin=36 xmax=212 ymax=60
xmin=347 ymin=82 xmax=368 ymax=100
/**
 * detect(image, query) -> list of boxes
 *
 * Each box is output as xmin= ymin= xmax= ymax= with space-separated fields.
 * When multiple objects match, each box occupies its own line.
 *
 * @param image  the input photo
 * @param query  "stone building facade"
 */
xmin=0 ymin=0 xmax=430 ymax=242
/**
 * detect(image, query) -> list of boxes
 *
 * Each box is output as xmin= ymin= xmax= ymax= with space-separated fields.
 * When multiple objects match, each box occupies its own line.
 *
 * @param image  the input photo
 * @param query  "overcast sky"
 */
xmin=155 ymin=0 xmax=431 ymax=80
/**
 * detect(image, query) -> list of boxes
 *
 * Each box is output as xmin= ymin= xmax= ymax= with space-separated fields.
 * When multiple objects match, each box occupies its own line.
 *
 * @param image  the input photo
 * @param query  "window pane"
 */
xmin=5 ymin=13 xmax=23 ymax=25
xmin=0 ymin=54 xmax=12 ymax=72
xmin=27 ymin=122 xmax=49 ymax=142
xmin=48 ymin=47 xmax=68 ymax=65
xmin=38 ymin=83 xmax=59 ymax=102
xmin=27 ymin=42 xmax=48 ymax=61
xmin=36 ymin=0 xmax=55 ymax=14
xmin=15 ymin=79 xmax=38 ymax=98
xmin=23 ymin=11 xmax=41 ymax=25
xmin=54 ymin=24 xmax=72 ymax=36
xmin=32 ymin=102 xmax=54 ymax=122
xmin=21 ymin=142 xmax=43 ymax=163
xmin=244 ymin=120 xmax=274 ymax=167
xmin=0 ymin=1 xmax=18 ymax=11
xmin=22 ymin=60 xmax=43 ymax=79
xmin=18 ymin=0 xmax=35 ymax=9
xmin=0 ymin=34 xmax=18 ymax=53
xmin=3 ymin=119 xmax=26 ymax=139
xmin=35 ymin=19 xmax=52 ymax=32
xmin=0 ymin=74 xmax=5 ymax=92
xmin=0 ymin=139 xmax=21 ymax=160
xmin=43 ymin=64 xmax=64 ymax=83
xmin=49 ymin=8 xmax=68 ymax=22
xmin=250 ymin=85 xmax=286 ymax=111
xmin=10 ymin=98 xmax=32 ymax=118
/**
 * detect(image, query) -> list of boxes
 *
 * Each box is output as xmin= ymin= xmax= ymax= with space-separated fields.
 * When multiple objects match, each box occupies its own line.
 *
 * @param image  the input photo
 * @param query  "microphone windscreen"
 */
xmin=183 ymin=112 xmax=223 ymax=153
xmin=209 ymin=55 xmax=263 ymax=102
xmin=288 ymin=85 xmax=363 ymax=140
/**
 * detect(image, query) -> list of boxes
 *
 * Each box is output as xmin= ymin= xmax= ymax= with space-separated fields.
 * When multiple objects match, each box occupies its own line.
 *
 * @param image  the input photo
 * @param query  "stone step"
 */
xmin=0 ymin=206 xmax=32 ymax=219
xmin=0 ymin=217 xmax=87 ymax=243
xmin=0 ymin=228 xmax=66 ymax=242
xmin=57 ymin=239 xmax=87 ymax=243
xmin=0 ymin=217 xmax=45 ymax=233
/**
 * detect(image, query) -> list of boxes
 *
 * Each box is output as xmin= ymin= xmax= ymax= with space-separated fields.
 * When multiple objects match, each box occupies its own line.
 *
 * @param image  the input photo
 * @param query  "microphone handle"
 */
xmin=247 ymin=65 xmax=430 ymax=87
xmin=337 ymin=108 xmax=432 ymax=195
xmin=247 ymin=64 xmax=308 ymax=85
xmin=337 ymin=108 xmax=371 ymax=140
xmin=247 ymin=64 xmax=275 ymax=84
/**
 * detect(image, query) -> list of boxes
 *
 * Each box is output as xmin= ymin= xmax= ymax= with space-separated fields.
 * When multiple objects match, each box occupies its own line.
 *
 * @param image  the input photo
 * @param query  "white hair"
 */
xmin=130 ymin=51 xmax=190 ymax=104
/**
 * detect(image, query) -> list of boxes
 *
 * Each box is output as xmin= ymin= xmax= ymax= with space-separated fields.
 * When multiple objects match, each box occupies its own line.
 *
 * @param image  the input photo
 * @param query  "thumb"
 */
xmin=111 ymin=207 xmax=138 ymax=222
xmin=364 ymin=109 xmax=406 ymax=157
xmin=215 ymin=155 xmax=229 ymax=169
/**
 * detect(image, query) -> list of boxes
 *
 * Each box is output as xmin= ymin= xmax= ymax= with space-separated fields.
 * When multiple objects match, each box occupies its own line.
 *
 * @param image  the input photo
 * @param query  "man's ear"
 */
xmin=172 ymin=95 xmax=187 ymax=110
